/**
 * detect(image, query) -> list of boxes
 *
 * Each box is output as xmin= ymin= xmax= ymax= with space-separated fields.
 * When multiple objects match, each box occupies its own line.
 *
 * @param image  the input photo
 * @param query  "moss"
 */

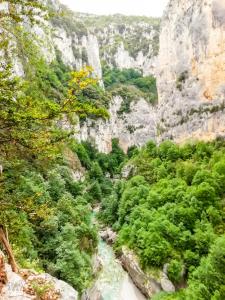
xmin=127 ymin=125 xmax=136 ymax=134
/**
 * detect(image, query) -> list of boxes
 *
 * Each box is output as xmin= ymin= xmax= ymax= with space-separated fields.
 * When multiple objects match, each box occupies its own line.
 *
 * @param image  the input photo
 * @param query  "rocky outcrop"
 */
xmin=26 ymin=1 xmax=159 ymax=79
xmin=77 ymin=96 xmax=157 ymax=153
xmin=120 ymin=247 xmax=176 ymax=298
xmin=0 ymin=254 xmax=78 ymax=300
xmin=157 ymin=0 xmax=225 ymax=143
xmin=120 ymin=247 xmax=161 ymax=298
xmin=121 ymin=163 xmax=135 ymax=179
xmin=100 ymin=228 xmax=117 ymax=244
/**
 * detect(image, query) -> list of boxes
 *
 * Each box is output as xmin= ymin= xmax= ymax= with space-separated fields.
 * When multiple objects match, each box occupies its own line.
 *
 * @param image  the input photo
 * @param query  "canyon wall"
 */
xmin=77 ymin=96 xmax=156 ymax=153
xmin=157 ymin=0 xmax=225 ymax=143
xmin=47 ymin=0 xmax=225 ymax=149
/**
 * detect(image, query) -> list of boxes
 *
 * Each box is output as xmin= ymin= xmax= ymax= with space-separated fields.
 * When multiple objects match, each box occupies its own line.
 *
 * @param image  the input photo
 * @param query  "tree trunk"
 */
xmin=0 ymin=251 xmax=7 ymax=292
xmin=0 ymin=226 xmax=18 ymax=273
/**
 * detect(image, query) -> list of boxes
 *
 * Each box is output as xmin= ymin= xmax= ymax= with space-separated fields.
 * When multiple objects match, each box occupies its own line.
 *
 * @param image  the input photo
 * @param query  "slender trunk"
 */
xmin=0 ymin=226 xmax=18 ymax=273
xmin=0 ymin=251 xmax=7 ymax=292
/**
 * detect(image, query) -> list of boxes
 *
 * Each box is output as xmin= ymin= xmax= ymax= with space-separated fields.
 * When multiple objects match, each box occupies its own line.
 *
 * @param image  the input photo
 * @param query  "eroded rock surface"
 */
xmin=78 ymin=96 xmax=156 ymax=153
xmin=120 ymin=247 xmax=161 ymax=298
xmin=157 ymin=0 xmax=225 ymax=143
xmin=1 ymin=263 xmax=78 ymax=300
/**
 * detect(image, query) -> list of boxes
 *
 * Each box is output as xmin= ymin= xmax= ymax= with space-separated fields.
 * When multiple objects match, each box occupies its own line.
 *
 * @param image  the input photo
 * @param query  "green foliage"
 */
xmin=77 ymin=14 xmax=160 ymax=30
xmin=0 ymin=158 xmax=97 ymax=293
xmin=75 ymin=14 xmax=160 ymax=58
xmin=100 ymin=139 xmax=225 ymax=298
xmin=0 ymin=9 xmax=110 ymax=294
xmin=50 ymin=5 xmax=87 ymax=38
xmin=103 ymin=66 xmax=158 ymax=107
xmin=69 ymin=139 xmax=125 ymax=208
xmin=167 ymin=259 xmax=183 ymax=283
xmin=0 ymin=0 xmax=47 ymax=25
xmin=184 ymin=235 xmax=225 ymax=300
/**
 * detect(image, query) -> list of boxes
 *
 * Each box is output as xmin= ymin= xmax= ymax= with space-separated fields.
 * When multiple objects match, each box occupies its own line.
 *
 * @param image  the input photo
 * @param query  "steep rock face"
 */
xmin=76 ymin=14 xmax=160 ymax=75
xmin=77 ymin=96 xmax=156 ymax=153
xmin=157 ymin=0 xmax=225 ymax=143
xmin=50 ymin=24 xmax=103 ymax=80
xmin=120 ymin=247 xmax=162 ymax=298
xmin=46 ymin=1 xmax=160 ymax=78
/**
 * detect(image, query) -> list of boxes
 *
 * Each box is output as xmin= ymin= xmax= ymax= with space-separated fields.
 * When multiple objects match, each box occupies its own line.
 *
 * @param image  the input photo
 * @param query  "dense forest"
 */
xmin=98 ymin=140 xmax=225 ymax=300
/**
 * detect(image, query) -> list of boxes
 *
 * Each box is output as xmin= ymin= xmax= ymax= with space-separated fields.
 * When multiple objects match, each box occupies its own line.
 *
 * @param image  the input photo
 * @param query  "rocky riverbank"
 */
xmin=100 ymin=228 xmax=117 ymax=244
xmin=83 ymin=239 xmax=146 ymax=300
xmin=99 ymin=227 xmax=176 ymax=299
xmin=120 ymin=247 xmax=176 ymax=298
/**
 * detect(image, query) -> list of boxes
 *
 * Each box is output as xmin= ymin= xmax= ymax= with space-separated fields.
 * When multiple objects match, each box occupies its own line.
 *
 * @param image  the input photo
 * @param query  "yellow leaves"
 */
xmin=69 ymin=66 xmax=97 ymax=91
xmin=64 ymin=66 xmax=97 ymax=108
xmin=61 ymin=66 xmax=110 ymax=121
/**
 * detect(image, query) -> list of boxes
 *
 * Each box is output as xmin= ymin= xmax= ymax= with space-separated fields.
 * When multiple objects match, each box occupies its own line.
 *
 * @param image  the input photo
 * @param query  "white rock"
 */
xmin=157 ymin=0 xmax=225 ymax=143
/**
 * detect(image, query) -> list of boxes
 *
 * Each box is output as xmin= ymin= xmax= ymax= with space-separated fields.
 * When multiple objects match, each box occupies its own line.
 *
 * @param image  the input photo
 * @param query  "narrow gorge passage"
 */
xmin=87 ymin=211 xmax=146 ymax=300
xmin=92 ymin=238 xmax=146 ymax=300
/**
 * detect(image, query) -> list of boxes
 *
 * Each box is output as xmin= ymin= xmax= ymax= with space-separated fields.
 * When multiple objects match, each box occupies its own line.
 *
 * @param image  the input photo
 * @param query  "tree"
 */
xmin=0 ymin=65 xmax=108 ymax=271
xmin=0 ymin=226 xmax=18 ymax=273
xmin=186 ymin=235 xmax=225 ymax=300
xmin=0 ymin=65 xmax=108 ymax=163
xmin=0 ymin=0 xmax=47 ymax=51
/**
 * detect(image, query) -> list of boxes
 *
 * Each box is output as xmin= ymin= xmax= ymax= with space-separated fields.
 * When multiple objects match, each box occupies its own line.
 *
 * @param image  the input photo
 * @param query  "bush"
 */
xmin=103 ymin=67 xmax=158 ymax=105
xmin=167 ymin=259 xmax=184 ymax=283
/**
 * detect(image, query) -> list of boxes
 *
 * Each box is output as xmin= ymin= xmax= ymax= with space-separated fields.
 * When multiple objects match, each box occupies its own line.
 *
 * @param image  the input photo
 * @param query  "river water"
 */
xmin=92 ymin=238 xmax=146 ymax=300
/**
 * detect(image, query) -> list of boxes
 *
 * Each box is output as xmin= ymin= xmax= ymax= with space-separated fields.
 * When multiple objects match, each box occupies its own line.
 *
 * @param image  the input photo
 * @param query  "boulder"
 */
xmin=120 ymin=247 xmax=161 ymax=298
xmin=100 ymin=228 xmax=117 ymax=244
xmin=160 ymin=274 xmax=175 ymax=293
xmin=37 ymin=274 xmax=78 ymax=300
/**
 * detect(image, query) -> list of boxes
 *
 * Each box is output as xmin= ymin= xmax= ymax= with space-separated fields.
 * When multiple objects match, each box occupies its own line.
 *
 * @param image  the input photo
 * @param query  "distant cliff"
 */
xmin=47 ymin=0 xmax=160 ymax=75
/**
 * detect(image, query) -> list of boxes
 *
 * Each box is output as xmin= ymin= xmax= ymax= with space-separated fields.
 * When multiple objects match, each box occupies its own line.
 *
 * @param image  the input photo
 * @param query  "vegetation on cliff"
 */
xmin=102 ymin=66 xmax=158 ymax=115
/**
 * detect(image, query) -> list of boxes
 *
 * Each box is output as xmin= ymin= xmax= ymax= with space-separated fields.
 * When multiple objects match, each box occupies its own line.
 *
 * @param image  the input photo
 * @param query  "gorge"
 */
xmin=1 ymin=0 xmax=225 ymax=300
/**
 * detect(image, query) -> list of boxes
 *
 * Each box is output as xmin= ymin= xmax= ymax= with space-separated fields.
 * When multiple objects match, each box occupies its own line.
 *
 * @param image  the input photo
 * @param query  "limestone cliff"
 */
xmin=157 ymin=0 xmax=225 ymax=143
xmin=41 ymin=0 xmax=160 ymax=78
xmin=77 ymin=96 xmax=156 ymax=153
xmin=74 ymin=13 xmax=160 ymax=76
